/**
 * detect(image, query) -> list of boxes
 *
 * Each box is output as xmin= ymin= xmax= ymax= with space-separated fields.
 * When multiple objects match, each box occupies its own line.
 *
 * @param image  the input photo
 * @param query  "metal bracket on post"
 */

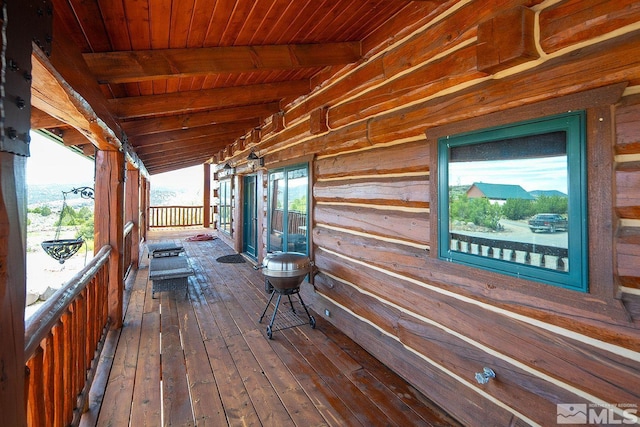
xmin=1 ymin=0 xmax=53 ymax=156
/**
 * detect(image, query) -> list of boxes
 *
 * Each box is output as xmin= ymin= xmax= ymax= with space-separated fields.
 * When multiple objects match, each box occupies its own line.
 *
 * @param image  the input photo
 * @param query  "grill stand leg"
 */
xmin=259 ymin=289 xmax=277 ymax=323
xmin=259 ymin=287 xmax=316 ymax=339
xmin=265 ymin=293 xmax=283 ymax=339
xmin=287 ymin=294 xmax=296 ymax=313
xmin=296 ymin=292 xmax=316 ymax=329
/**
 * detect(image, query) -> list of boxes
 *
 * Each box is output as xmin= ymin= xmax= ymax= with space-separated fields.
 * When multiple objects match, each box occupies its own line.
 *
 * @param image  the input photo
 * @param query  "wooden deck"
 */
xmin=81 ymin=228 xmax=460 ymax=427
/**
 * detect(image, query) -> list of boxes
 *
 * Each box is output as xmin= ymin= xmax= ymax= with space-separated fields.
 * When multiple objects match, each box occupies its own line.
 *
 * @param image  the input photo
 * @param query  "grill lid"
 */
xmin=261 ymin=252 xmax=312 ymax=278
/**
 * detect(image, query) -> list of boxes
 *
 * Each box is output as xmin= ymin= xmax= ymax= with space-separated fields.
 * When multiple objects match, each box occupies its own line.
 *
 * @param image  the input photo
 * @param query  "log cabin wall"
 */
xmin=225 ymin=1 xmax=640 ymax=425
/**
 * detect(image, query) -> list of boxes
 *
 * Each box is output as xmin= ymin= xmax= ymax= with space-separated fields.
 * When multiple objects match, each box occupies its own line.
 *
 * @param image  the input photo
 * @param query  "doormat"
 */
xmin=185 ymin=233 xmax=216 ymax=241
xmin=216 ymin=254 xmax=246 ymax=263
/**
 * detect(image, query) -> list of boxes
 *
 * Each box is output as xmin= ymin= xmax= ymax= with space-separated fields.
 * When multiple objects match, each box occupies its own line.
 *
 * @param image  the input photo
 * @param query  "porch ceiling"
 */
xmin=33 ymin=0 xmax=417 ymax=175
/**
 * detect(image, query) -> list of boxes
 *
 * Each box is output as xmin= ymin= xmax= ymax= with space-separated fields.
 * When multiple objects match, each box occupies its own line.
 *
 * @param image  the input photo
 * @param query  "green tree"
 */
xmin=56 ymin=205 xmax=79 ymax=226
xmin=289 ymin=196 xmax=307 ymax=214
xmin=533 ymin=195 xmax=568 ymax=214
xmin=450 ymin=194 xmax=502 ymax=230
xmin=502 ymin=198 xmax=535 ymax=220
xmin=77 ymin=206 xmax=93 ymax=220
xmin=76 ymin=220 xmax=94 ymax=241
xmin=30 ymin=205 xmax=52 ymax=216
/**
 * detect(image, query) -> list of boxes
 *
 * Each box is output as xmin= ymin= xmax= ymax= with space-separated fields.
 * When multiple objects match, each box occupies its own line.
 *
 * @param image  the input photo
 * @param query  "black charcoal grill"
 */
xmin=256 ymin=252 xmax=316 ymax=339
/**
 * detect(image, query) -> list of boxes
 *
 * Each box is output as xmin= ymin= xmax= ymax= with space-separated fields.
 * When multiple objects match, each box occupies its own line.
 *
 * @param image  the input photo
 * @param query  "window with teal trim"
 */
xmin=268 ymin=164 xmax=309 ymax=254
xmin=219 ymin=179 xmax=232 ymax=235
xmin=438 ymin=111 xmax=588 ymax=291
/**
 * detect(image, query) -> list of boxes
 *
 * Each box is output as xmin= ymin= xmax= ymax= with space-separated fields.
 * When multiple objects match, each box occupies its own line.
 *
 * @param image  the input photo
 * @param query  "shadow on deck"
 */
xmin=81 ymin=228 xmax=460 ymax=426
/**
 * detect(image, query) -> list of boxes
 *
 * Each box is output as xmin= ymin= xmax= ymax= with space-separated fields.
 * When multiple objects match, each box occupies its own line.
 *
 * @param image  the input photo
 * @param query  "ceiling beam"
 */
xmin=83 ymin=42 xmax=362 ymax=84
xmin=142 ymin=148 xmax=224 ymax=169
xmin=147 ymin=157 xmax=212 ymax=175
xmin=141 ymin=145 xmax=227 ymax=164
xmin=121 ymin=102 xmax=280 ymax=136
xmin=129 ymin=119 xmax=259 ymax=148
xmin=134 ymin=132 xmax=238 ymax=157
xmin=31 ymin=47 xmax=121 ymax=150
xmin=60 ymin=127 xmax=91 ymax=147
xmin=109 ymin=80 xmax=309 ymax=119
xmin=30 ymin=107 xmax=67 ymax=129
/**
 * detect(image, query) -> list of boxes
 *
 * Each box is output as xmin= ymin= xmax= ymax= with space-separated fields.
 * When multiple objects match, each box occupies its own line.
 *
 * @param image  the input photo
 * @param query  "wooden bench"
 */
xmin=149 ymin=255 xmax=194 ymax=298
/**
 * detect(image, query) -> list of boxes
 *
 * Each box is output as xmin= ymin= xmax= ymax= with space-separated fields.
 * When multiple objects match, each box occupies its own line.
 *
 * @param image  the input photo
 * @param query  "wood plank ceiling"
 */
xmin=35 ymin=0 xmax=414 ymax=175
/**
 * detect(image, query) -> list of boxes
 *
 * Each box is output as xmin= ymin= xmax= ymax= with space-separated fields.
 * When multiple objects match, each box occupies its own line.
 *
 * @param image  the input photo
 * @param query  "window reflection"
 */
xmin=438 ymin=112 xmax=587 ymax=291
xmin=268 ymin=165 xmax=308 ymax=253
xmin=219 ymin=179 xmax=232 ymax=234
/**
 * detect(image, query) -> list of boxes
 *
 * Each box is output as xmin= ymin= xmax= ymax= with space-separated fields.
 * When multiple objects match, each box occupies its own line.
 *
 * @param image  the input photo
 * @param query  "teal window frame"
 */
xmin=219 ymin=179 xmax=232 ymax=235
xmin=267 ymin=163 xmax=309 ymax=254
xmin=438 ymin=111 xmax=588 ymax=292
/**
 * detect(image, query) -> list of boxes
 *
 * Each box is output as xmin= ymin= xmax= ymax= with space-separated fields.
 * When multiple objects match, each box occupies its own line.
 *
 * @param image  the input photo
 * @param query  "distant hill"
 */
xmin=530 ymin=189 xmax=568 ymax=198
xmin=28 ymin=183 xmax=203 ymax=208
xmin=27 ymin=183 xmax=94 ymax=207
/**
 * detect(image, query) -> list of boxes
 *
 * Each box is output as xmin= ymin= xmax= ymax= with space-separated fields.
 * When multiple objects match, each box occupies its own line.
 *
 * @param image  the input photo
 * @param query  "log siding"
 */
xmin=214 ymin=1 xmax=640 ymax=425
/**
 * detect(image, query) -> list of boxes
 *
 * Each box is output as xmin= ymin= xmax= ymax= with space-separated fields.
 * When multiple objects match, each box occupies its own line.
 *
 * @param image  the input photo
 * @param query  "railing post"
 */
xmin=95 ymin=149 xmax=125 ymax=329
xmin=126 ymin=166 xmax=140 ymax=268
xmin=204 ymin=163 xmax=211 ymax=227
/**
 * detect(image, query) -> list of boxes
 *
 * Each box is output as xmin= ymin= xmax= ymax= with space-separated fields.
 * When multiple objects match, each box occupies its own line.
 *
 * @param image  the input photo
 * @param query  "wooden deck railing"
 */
xmin=149 ymin=205 xmax=209 ymax=227
xmin=123 ymin=221 xmax=134 ymax=278
xmin=24 ymin=245 xmax=112 ymax=427
xmin=271 ymin=209 xmax=307 ymax=234
xmin=450 ymin=232 xmax=569 ymax=271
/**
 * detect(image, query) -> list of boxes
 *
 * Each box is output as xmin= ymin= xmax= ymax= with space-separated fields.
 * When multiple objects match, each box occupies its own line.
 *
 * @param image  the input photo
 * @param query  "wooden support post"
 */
xmin=0 ymin=0 xmax=50 ymax=424
xmin=94 ymin=150 xmax=125 ymax=329
xmin=0 ymin=153 xmax=28 ymax=427
xmin=203 ymin=163 xmax=211 ymax=228
xmin=139 ymin=176 xmax=149 ymax=241
xmin=126 ymin=166 xmax=141 ymax=268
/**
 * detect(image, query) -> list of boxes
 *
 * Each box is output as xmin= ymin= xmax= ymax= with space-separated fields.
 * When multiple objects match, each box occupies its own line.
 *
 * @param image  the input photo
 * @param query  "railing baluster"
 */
xmin=61 ymin=311 xmax=73 ymax=424
xmin=52 ymin=322 xmax=64 ymax=427
xmin=26 ymin=347 xmax=46 ymax=425
xmin=148 ymin=205 xmax=206 ymax=227
xmin=25 ymin=246 xmax=112 ymax=427
xmin=43 ymin=333 xmax=55 ymax=424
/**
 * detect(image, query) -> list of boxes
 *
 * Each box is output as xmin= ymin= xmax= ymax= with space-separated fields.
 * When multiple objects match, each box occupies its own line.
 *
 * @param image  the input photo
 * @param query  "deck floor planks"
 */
xmin=174 ymin=285 xmax=227 ymax=425
xmin=188 ymin=251 xmax=263 ymax=426
xmin=160 ymin=293 xmax=197 ymax=425
xmin=322 ymin=320 xmax=461 ymax=426
xmin=94 ymin=268 xmax=147 ymax=427
xmin=129 ymin=310 xmax=162 ymax=426
xmin=219 ymin=257 xmax=374 ymax=426
xmin=199 ymin=251 xmax=328 ymax=427
xmin=206 ymin=251 xmax=365 ymax=426
xmin=204 ymin=244 xmax=402 ymax=426
xmin=193 ymin=247 xmax=297 ymax=426
xmin=82 ymin=229 xmax=459 ymax=427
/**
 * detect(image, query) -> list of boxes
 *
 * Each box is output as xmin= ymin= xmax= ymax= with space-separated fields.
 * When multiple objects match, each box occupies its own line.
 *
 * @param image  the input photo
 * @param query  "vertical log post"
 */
xmin=0 ymin=154 xmax=28 ymax=427
xmin=0 ymin=0 xmax=51 ymax=424
xmin=94 ymin=149 xmax=125 ymax=329
xmin=203 ymin=163 xmax=211 ymax=228
xmin=125 ymin=165 xmax=140 ymax=268
xmin=139 ymin=176 xmax=148 ymax=242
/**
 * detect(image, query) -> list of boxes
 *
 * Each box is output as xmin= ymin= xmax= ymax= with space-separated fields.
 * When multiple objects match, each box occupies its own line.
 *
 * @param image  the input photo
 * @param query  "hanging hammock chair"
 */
xmin=41 ymin=186 xmax=94 ymax=264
